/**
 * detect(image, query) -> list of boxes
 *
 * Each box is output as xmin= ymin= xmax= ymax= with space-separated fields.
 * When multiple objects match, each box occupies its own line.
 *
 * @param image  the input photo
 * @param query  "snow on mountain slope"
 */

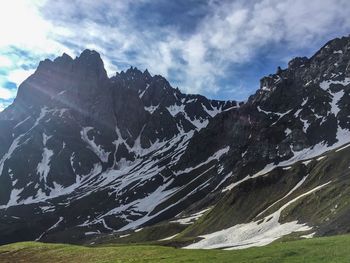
xmin=1 ymin=36 xmax=350 ymax=246
xmin=185 ymin=182 xmax=331 ymax=250
xmin=0 ymin=50 xmax=236 ymax=244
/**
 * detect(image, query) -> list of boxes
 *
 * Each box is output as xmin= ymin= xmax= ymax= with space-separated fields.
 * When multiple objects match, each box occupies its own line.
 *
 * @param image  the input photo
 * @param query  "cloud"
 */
xmin=0 ymin=98 xmax=13 ymax=111
xmin=173 ymin=0 xmax=350 ymax=94
xmin=0 ymin=0 xmax=72 ymax=107
xmin=0 ymin=0 xmax=69 ymax=54
xmin=0 ymin=87 xmax=17 ymax=100
xmin=0 ymin=56 xmax=13 ymax=68
xmin=7 ymin=69 xmax=35 ymax=86
xmin=1 ymin=0 xmax=350 ymax=106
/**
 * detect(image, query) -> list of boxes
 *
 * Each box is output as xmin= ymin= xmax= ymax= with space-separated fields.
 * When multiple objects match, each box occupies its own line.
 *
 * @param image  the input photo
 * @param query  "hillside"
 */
xmin=1 ymin=35 xmax=350 ymax=248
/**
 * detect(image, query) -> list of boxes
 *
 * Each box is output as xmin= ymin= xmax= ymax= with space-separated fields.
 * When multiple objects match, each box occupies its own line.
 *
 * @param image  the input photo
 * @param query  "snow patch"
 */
xmin=0 ymin=135 xmax=25 ymax=176
xmin=14 ymin=116 xmax=31 ymax=129
xmin=301 ymin=232 xmax=316 ymax=238
xmin=166 ymin=104 xmax=185 ymax=117
xmin=145 ymin=104 xmax=159 ymax=114
xmin=257 ymin=175 xmax=309 ymax=217
xmin=81 ymin=127 xmax=110 ymax=162
xmin=330 ymin=90 xmax=344 ymax=116
xmin=223 ymin=127 xmax=350 ymax=193
xmin=335 ymin=143 xmax=350 ymax=152
xmin=139 ymin=84 xmax=150 ymax=98
xmin=316 ymin=156 xmax=326 ymax=161
xmin=202 ymin=104 xmax=222 ymax=117
xmin=37 ymin=133 xmax=53 ymax=185
xmin=171 ymin=208 xmax=211 ymax=225
xmin=186 ymin=182 xmax=330 ymax=250
xmin=302 ymin=160 xmax=312 ymax=166
xmin=319 ymin=77 xmax=350 ymax=90
xmin=285 ymin=128 xmax=292 ymax=136
xmin=176 ymin=147 xmax=230 ymax=175
xmin=36 ymin=217 xmax=64 ymax=241
xmin=159 ymin=234 xmax=179 ymax=241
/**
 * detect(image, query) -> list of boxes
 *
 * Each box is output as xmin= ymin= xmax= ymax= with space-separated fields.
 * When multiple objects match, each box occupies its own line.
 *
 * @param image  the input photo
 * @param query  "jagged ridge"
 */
xmin=0 ymin=36 xmax=350 ymax=247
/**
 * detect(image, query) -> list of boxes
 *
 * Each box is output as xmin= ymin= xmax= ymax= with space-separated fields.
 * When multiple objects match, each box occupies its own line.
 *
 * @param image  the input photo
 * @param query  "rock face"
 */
xmin=0 ymin=49 xmax=236 ymax=244
xmin=1 ymin=36 xmax=350 ymax=246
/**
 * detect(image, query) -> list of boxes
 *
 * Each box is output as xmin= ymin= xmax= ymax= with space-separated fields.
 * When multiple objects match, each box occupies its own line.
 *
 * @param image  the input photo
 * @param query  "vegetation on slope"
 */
xmin=1 ymin=234 xmax=350 ymax=263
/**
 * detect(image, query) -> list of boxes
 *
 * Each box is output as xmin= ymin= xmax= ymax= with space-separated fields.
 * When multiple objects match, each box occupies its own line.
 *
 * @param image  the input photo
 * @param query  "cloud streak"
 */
xmin=1 ymin=0 xmax=350 ymax=106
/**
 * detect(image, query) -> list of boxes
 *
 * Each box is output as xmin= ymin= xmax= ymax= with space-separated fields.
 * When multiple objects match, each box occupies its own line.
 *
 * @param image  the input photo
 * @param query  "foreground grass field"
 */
xmin=1 ymin=234 xmax=350 ymax=263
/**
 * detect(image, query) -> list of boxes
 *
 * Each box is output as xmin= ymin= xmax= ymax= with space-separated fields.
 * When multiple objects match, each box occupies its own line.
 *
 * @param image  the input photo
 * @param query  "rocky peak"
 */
xmin=143 ymin=69 xmax=152 ymax=79
xmin=313 ymin=36 xmax=350 ymax=58
xmin=53 ymin=52 xmax=74 ymax=66
xmin=288 ymin=57 xmax=309 ymax=69
xmin=113 ymin=67 xmax=151 ymax=94
xmin=253 ymin=36 xmax=350 ymax=104
xmin=302 ymin=36 xmax=350 ymax=81
xmin=74 ymin=49 xmax=108 ymax=81
xmin=126 ymin=66 xmax=143 ymax=75
xmin=5 ymin=50 xmax=111 ymax=126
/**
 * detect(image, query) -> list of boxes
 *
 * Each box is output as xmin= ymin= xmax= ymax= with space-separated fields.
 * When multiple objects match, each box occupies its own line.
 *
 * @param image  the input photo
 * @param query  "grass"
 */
xmin=89 ymin=222 xmax=188 ymax=246
xmin=1 ymin=234 xmax=350 ymax=262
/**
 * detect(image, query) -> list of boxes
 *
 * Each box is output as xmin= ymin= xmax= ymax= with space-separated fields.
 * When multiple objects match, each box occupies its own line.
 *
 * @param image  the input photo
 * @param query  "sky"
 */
xmin=1 ymin=0 xmax=350 ymax=111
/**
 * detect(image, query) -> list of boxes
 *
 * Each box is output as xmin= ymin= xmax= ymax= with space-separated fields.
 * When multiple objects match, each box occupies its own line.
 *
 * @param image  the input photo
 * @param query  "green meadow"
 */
xmin=1 ymin=234 xmax=350 ymax=262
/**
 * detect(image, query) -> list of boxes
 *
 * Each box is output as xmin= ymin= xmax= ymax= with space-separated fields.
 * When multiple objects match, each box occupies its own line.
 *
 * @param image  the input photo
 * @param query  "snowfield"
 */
xmin=185 ymin=181 xmax=331 ymax=250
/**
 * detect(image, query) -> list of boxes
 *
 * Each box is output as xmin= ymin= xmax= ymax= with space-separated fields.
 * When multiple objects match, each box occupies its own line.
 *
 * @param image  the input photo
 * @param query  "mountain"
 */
xmin=1 ymin=35 xmax=350 ymax=248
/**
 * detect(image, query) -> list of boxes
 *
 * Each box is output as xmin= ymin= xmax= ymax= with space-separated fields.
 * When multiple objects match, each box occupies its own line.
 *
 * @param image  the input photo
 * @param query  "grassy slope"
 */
xmin=86 ymin=222 xmax=189 ymax=246
xmin=1 ymin=234 xmax=350 ymax=263
xmin=178 ymin=144 xmax=350 ymax=240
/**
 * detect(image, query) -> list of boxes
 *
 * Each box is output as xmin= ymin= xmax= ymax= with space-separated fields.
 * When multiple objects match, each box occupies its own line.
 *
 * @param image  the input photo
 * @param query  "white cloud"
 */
xmin=0 ymin=87 xmax=17 ymax=100
xmin=0 ymin=0 xmax=73 ymax=100
xmin=141 ymin=0 xmax=350 ymax=95
xmin=0 ymin=56 xmax=13 ymax=68
xmin=1 ymin=0 xmax=350 ymax=100
xmin=0 ymin=0 xmax=67 ymax=54
xmin=172 ymin=0 xmax=350 ymax=94
xmin=7 ymin=69 xmax=35 ymax=87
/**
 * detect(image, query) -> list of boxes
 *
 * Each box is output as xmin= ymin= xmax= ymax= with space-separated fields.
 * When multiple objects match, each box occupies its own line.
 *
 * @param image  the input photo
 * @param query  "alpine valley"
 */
xmin=1 ymin=35 xmax=350 ymax=250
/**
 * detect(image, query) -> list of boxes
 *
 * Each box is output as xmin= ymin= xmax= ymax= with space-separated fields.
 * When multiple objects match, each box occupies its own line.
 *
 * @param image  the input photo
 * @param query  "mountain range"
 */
xmin=1 ymin=35 xmax=350 ymax=249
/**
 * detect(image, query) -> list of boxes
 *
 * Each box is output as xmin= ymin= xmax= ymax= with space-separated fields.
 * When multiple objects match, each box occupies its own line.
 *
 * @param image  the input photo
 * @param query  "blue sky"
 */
xmin=1 ymin=0 xmax=350 ymax=110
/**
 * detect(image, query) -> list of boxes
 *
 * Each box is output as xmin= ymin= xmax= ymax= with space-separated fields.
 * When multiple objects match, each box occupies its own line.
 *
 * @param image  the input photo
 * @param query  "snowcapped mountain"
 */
xmin=1 ymin=36 xmax=350 ymax=247
xmin=0 ymin=49 xmax=236 ymax=244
